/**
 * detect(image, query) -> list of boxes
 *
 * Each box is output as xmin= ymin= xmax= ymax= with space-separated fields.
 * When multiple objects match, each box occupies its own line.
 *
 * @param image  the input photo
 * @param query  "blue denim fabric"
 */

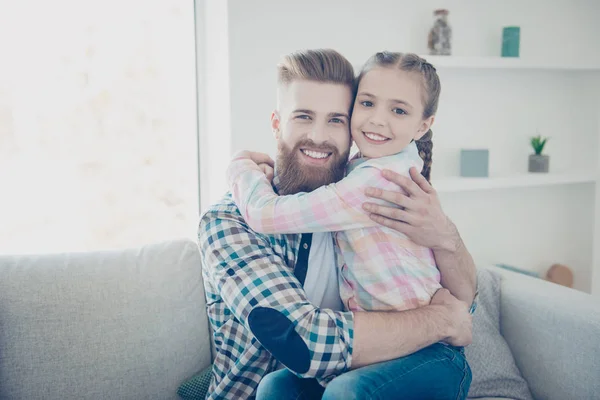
xmin=256 ymin=343 xmax=471 ymax=400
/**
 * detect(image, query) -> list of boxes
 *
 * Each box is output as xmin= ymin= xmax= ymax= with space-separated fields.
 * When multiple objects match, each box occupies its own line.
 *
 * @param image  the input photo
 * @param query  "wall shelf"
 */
xmin=418 ymin=55 xmax=600 ymax=71
xmin=433 ymin=172 xmax=597 ymax=193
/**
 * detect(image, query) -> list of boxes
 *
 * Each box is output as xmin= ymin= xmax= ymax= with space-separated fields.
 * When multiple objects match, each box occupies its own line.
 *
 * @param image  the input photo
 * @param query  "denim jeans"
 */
xmin=255 ymin=343 xmax=472 ymax=400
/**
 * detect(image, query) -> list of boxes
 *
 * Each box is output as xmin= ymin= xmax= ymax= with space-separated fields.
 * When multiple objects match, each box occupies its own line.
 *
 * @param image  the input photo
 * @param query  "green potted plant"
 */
xmin=529 ymin=134 xmax=549 ymax=173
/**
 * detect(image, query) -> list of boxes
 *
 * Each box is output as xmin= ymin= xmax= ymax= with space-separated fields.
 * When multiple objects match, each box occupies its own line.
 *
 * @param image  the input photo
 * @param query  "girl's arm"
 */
xmin=226 ymin=155 xmax=413 ymax=234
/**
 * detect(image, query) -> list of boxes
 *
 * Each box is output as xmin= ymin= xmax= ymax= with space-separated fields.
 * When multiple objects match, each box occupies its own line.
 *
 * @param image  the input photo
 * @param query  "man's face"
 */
xmin=272 ymin=80 xmax=352 ymax=195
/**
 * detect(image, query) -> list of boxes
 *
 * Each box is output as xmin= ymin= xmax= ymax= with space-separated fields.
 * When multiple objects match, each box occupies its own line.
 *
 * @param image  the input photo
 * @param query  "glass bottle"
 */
xmin=428 ymin=9 xmax=452 ymax=56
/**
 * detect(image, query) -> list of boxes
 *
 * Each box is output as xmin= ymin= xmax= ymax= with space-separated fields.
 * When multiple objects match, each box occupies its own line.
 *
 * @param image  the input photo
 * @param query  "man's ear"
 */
xmin=271 ymin=110 xmax=281 ymax=139
xmin=414 ymin=115 xmax=435 ymax=140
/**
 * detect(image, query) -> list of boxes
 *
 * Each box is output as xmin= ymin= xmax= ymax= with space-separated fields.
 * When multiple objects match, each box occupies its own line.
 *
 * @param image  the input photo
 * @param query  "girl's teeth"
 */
xmin=365 ymin=132 xmax=387 ymax=141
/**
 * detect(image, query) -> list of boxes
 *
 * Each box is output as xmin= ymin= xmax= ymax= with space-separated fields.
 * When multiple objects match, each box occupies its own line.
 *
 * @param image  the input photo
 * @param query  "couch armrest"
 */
xmin=493 ymin=267 xmax=600 ymax=400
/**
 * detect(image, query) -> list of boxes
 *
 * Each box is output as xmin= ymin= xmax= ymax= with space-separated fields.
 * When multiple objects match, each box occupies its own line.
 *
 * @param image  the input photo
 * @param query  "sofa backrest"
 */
xmin=0 ymin=239 xmax=211 ymax=400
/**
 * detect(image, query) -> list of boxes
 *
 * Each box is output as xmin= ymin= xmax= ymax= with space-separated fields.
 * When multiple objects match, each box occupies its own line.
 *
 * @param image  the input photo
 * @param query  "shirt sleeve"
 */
xmin=226 ymin=157 xmax=414 ymax=234
xmin=199 ymin=202 xmax=354 ymax=381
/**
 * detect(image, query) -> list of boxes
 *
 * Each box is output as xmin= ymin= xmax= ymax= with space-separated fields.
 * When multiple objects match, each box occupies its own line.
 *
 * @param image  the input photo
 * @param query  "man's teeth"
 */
xmin=302 ymin=149 xmax=330 ymax=159
xmin=364 ymin=132 xmax=388 ymax=141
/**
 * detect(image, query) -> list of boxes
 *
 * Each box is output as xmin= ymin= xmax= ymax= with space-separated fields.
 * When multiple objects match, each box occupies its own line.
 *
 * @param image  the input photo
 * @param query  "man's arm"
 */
xmin=431 ymin=220 xmax=477 ymax=305
xmin=352 ymin=288 xmax=473 ymax=368
xmin=362 ymin=167 xmax=477 ymax=304
xmin=352 ymin=308 xmax=447 ymax=368
xmin=199 ymin=198 xmax=469 ymax=379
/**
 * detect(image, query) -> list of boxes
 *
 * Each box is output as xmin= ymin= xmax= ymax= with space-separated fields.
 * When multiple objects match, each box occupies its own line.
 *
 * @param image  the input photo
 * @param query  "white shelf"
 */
xmin=433 ymin=172 xmax=597 ymax=193
xmin=418 ymin=55 xmax=600 ymax=71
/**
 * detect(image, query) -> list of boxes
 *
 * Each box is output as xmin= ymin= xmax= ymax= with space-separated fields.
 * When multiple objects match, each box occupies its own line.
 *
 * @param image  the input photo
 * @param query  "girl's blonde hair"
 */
xmin=357 ymin=52 xmax=441 ymax=182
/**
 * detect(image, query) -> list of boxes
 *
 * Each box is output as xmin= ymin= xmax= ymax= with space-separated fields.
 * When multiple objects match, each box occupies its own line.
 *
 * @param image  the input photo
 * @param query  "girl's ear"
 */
xmin=414 ymin=115 xmax=435 ymax=140
xmin=271 ymin=110 xmax=281 ymax=139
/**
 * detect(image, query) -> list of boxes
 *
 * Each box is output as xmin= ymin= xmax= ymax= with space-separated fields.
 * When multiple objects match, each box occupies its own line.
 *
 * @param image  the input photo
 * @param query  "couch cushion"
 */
xmin=496 ymin=266 xmax=600 ymax=400
xmin=465 ymin=267 xmax=533 ymax=400
xmin=0 ymin=239 xmax=211 ymax=400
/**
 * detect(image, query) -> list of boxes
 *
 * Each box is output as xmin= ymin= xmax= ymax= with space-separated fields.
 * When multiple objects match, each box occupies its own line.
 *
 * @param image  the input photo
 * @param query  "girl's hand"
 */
xmin=231 ymin=150 xmax=275 ymax=168
xmin=362 ymin=167 xmax=459 ymax=252
xmin=258 ymin=163 xmax=274 ymax=183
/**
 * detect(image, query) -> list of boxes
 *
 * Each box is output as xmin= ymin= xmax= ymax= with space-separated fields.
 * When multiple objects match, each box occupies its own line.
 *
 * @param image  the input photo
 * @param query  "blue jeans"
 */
xmin=256 ymin=343 xmax=471 ymax=400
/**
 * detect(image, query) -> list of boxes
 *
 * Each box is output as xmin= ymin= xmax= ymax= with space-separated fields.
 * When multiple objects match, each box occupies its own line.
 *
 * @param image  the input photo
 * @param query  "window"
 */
xmin=0 ymin=1 xmax=199 ymax=254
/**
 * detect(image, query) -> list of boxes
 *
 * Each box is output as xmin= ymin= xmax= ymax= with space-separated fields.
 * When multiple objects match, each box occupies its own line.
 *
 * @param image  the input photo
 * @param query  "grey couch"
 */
xmin=1 ymin=239 xmax=599 ymax=399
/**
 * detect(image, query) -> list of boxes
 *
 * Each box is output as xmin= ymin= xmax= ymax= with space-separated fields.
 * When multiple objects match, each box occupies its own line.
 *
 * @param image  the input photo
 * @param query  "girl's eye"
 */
xmin=360 ymin=100 xmax=373 ymax=107
xmin=296 ymin=115 xmax=311 ymax=120
xmin=392 ymin=108 xmax=407 ymax=115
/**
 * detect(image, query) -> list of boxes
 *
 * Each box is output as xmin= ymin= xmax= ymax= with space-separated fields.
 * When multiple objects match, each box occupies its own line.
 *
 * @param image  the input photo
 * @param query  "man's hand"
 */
xmin=362 ymin=167 xmax=459 ymax=252
xmin=430 ymin=288 xmax=472 ymax=347
xmin=352 ymin=289 xmax=473 ymax=368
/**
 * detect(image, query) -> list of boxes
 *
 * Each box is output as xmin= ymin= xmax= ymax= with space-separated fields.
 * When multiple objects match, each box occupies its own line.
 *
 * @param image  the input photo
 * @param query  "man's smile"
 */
xmin=299 ymin=148 xmax=332 ymax=164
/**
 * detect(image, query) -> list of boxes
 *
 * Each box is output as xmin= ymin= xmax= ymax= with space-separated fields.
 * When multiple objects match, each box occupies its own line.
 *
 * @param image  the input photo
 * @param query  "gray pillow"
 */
xmin=465 ymin=268 xmax=533 ymax=400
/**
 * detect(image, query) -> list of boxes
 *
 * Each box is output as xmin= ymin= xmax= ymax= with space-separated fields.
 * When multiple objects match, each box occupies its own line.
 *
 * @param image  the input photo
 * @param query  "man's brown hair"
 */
xmin=277 ymin=49 xmax=355 ymax=91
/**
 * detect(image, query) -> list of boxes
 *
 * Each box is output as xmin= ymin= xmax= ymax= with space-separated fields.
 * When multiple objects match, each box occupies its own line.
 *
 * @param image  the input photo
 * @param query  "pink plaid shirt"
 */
xmin=226 ymin=142 xmax=441 ymax=312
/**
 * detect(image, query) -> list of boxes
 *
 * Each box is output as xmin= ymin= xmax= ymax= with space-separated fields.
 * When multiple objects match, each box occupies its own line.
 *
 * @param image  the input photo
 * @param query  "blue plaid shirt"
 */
xmin=199 ymin=193 xmax=354 ymax=399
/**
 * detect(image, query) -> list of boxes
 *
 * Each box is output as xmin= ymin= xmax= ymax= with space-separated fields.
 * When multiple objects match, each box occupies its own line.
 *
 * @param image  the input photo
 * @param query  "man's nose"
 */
xmin=307 ymin=122 xmax=328 ymax=143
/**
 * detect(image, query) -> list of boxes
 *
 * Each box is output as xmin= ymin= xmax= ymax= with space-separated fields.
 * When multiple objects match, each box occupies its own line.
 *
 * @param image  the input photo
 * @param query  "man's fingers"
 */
xmin=364 ymin=188 xmax=417 ymax=211
xmin=368 ymin=213 xmax=415 ymax=235
xmin=430 ymin=288 xmax=451 ymax=305
xmin=363 ymin=203 xmax=416 ymax=225
xmin=381 ymin=169 xmax=423 ymax=198
xmin=408 ymin=167 xmax=435 ymax=194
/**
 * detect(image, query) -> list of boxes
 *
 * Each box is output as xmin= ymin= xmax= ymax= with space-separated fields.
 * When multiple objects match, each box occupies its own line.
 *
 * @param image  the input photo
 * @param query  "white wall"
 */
xmin=228 ymin=0 xmax=600 ymax=153
xmin=594 ymin=73 xmax=600 ymax=297
xmin=196 ymin=0 xmax=232 ymax=209
xmin=224 ymin=0 xmax=600 ymax=292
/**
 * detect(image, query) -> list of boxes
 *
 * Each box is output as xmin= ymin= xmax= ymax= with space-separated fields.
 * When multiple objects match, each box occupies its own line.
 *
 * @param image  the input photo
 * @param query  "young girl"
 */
xmin=227 ymin=52 xmax=442 ymax=313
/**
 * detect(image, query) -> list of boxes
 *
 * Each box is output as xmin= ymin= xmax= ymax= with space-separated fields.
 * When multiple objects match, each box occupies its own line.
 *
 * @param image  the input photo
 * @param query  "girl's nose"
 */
xmin=368 ymin=107 xmax=386 ymax=127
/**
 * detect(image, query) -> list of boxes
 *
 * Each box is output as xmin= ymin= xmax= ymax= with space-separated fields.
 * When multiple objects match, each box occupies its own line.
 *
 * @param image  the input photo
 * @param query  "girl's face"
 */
xmin=351 ymin=66 xmax=434 ymax=158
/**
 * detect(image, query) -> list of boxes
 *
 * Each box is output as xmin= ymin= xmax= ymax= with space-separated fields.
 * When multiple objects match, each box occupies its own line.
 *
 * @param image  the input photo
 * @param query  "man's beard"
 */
xmin=275 ymin=139 xmax=349 ymax=195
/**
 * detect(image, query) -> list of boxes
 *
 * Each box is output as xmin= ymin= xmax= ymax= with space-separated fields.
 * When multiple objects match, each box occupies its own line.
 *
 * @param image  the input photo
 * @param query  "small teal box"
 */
xmin=502 ymin=26 xmax=520 ymax=57
xmin=460 ymin=149 xmax=489 ymax=177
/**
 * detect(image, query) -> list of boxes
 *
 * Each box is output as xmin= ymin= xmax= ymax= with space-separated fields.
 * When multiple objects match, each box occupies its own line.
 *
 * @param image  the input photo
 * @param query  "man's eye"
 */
xmin=330 ymin=118 xmax=345 ymax=124
xmin=296 ymin=115 xmax=311 ymax=120
xmin=392 ymin=108 xmax=406 ymax=115
xmin=360 ymin=101 xmax=373 ymax=107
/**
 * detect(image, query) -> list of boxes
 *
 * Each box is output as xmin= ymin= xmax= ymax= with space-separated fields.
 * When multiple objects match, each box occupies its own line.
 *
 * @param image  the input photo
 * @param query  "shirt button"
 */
xmin=303 ymin=243 xmax=308 ymax=250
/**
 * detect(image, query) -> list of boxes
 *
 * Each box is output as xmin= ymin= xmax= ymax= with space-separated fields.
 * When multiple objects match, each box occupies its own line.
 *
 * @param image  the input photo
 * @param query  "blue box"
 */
xmin=502 ymin=26 xmax=520 ymax=57
xmin=460 ymin=149 xmax=489 ymax=177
